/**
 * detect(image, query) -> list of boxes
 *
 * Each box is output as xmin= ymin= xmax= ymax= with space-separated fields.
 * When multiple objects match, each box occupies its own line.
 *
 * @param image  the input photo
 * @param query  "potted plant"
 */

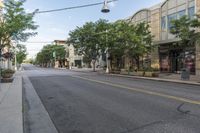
xmin=1 ymin=69 xmax=15 ymax=82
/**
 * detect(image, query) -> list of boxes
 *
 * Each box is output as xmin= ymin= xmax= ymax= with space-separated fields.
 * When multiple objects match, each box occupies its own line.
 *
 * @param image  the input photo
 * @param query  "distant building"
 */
xmin=54 ymin=40 xmax=84 ymax=68
xmin=0 ymin=0 xmax=3 ymax=9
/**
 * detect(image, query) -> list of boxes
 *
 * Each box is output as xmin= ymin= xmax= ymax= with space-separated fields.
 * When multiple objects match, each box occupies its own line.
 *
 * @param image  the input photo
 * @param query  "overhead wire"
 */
xmin=35 ymin=0 xmax=118 ymax=14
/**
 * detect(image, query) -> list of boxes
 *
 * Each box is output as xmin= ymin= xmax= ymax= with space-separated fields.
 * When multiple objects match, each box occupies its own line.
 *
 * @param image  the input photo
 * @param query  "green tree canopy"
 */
xmin=35 ymin=44 xmax=66 ymax=66
xmin=15 ymin=44 xmax=27 ymax=64
xmin=170 ymin=15 xmax=200 ymax=48
xmin=69 ymin=19 xmax=154 ymax=70
xmin=69 ymin=19 xmax=110 ymax=71
xmin=0 ymin=0 xmax=38 ymax=49
xmin=126 ymin=22 xmax=154 ymax=69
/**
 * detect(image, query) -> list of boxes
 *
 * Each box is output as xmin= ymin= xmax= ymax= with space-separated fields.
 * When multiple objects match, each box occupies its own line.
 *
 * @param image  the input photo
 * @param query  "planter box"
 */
xmin=120 ymin=69 xmax=126 ymax=72
xmin=1 ymin=78 xmax=14 ymax=83
xmin=111 ymin=71 xmax=121 ymax=74
xmin=137 ymin=71 xmax=145 ymax=76
xmin=129 ymin=72 xmax=137 ymax=76
xmin=144 ymin=72 xmax=159 ymax=77
xmin=120 ymin=71 xmax=129 ymax=75
xmin=144 ymin=72 xmax=153 ymax=77
xmin=152 ymin=72 xmax=159 ymax=77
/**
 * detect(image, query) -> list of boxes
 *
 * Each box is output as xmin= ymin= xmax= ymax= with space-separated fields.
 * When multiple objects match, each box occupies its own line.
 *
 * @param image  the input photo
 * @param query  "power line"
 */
xmin=36 ymin=0 xmax=118 ymax=14
xmin=21 ymin=41 xmax=53 ymax=44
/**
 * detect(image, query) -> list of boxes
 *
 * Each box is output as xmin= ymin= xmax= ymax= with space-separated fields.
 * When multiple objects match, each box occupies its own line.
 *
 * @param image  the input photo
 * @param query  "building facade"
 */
xmin=127 ymin=0 xmax=200 ymax=75
xmin=0 ymin=0 xmax=3 ymax=9
xmin=54 ymin=40 xmax=84 ymax=68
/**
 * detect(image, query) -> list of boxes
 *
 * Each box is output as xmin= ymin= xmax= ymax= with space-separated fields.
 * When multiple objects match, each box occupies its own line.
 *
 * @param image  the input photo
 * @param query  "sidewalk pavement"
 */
xmin=0 ymin=72 xmax=23 ymax=133
xmin=69 ymin=68 xmax=200 ymax=86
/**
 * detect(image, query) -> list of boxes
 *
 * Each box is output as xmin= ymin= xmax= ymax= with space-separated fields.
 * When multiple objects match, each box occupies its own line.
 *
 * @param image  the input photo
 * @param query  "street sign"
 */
xmin=53 ymin=51 xmax=56 ymax=58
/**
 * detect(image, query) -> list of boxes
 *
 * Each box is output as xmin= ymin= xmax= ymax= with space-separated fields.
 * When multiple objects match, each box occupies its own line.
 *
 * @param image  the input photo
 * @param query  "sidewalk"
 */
xmin=69 ymin=68 xmax=200 ymax=86
xmin=0 ymin=72 xmax=23 ymax=133
xmin=109 ymin=73 xmax=200 ymax=86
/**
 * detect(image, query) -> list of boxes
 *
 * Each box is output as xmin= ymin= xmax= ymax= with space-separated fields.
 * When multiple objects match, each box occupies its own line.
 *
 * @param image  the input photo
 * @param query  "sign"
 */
xmin=53 ymin=51 xmax=56 ymax=58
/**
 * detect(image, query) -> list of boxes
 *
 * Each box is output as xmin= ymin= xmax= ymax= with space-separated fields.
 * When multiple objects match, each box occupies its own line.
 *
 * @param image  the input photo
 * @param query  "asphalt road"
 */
xmin=22 ymin=64 xmax=200 ymax=133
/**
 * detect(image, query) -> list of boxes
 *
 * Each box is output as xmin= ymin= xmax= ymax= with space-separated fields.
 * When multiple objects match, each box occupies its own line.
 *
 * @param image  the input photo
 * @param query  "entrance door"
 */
xmin=170 ymin=50 xmax=183 ymax=73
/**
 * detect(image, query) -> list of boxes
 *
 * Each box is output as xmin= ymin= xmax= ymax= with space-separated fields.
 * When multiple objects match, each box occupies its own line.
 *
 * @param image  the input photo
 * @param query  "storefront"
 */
xmin=159 ymin=43 xmax=195 ymax=74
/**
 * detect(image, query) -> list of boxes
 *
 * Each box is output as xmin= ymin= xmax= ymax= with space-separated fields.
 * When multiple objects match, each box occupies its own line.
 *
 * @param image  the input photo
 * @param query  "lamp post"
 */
xmin=53 ymin=51 xmax=56 ymax=68
xmin=105 ymin=30 xmax=110 ymax=73
xmin=14 ymin=48 xmax=17 ymax=71
xmin=102 ymin=1 xmax=110 ymax=73
xmin=12 ymin=41 xmax=17 ymax=71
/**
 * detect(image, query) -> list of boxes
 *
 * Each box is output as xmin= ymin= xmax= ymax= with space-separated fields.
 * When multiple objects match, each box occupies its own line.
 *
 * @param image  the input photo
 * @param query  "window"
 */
xmin=161 ymin=16 xmax=166 ymax=30
xmin=188 ymin=7 xmax=195 ymax=19
xmin=168 ymin=13 xmax=177 ymax=29
xmin=177 ymin=10 xmax=186 ymax=19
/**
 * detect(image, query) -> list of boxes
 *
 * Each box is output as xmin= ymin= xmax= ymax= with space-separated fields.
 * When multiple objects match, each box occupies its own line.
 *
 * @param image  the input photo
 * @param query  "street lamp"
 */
xmin=105 ymin=30 xmax=110 ymax=73
xmin=101 ymin=0 xmax=110 ymax=73
xmin=12 ymin=41 xmax=17 ymax=71
xmin=101 ymin=0 xmax=110 ymax=13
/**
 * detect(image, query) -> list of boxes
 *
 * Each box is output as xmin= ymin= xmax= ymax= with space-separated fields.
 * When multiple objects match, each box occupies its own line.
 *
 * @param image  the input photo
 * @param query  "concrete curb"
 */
xmin=107 ymin=73 xmax=200 ymax=86
xmin=23 ymin=76 xmax=58 ymax=133
xmin=67 ymin=69 xmax=200 ymax=86
xmin=0 ymin=73 xmax=23 ymax=133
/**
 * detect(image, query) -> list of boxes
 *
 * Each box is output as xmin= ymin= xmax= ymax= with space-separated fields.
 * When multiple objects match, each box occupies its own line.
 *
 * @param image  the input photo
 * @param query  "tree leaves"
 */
xmin=0 ymin=0 xmax=38 ymax=49
xmin=36 ymin=44 xmax=66 ymax=65
xmin=15 ymin=44 xmax=27 ymax=64
xmin=68 ymin=19 xmax=153 ymax=69
xmin=170 ymin=15 xmax=200 ymax=48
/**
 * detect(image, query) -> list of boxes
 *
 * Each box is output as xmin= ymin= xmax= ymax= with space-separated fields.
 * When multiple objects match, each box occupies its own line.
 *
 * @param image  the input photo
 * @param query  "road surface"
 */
xmin=22 ymin=64 xmax=200 ymax=133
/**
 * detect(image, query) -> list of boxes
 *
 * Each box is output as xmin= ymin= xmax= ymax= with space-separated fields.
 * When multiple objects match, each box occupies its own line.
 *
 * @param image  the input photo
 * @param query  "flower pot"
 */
xmin=2 ymin=73 xmax=13 ymax=78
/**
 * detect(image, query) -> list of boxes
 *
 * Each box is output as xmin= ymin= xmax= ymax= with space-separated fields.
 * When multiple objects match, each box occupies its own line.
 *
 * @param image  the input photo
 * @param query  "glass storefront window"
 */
xmin=161 ymin=16 xmax=166 ymax=30
xmin=188 ymin=7 xmax=195 ymax=19
xmin=177 ymin=10 xmax=186 ymax=19
xmin=168 ymin=13 xmax=177 ymax=29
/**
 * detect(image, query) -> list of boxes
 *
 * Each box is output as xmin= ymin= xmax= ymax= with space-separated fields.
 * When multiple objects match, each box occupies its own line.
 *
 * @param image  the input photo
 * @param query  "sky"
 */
xmin=23 ymin=0 xmax=164 ymax=58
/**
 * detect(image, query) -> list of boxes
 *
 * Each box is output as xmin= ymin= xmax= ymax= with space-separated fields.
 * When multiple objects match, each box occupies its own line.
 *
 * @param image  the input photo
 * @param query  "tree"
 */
xmin=106 ymin=21 xmax=132 ymax=70
xmin=0 ymin=0 xmax=38 ymax=51
xmin=69 ymin=19 xmax=110 ymax=71
xmin=170 ymin=15 xmax=200 ymax=68
xmin=126 ymin=22 xmax=154 ymax=70
xmin=15 ymin=44 xmax=27 ymax=64
xmin=69 ymin=19 xmax=154 ymax=71
xmin=35 ymin=44 xmax=66 ymax=67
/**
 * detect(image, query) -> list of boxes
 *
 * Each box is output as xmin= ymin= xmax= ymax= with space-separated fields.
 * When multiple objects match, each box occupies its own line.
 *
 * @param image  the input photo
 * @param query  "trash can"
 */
xmin=181 ymin=68 xmax=190 ymax=80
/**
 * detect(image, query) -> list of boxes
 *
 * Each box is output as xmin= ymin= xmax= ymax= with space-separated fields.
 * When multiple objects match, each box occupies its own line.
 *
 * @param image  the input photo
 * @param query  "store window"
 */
xmin=177 ymin=10 xmax=186 ymax=19
xmin=161 ymin=16 xmax=166 ymax=30
xmin=188 ymin=7 xmax=195 ymax=19
xmin=168 ymin=13 xmax=177 ymax=29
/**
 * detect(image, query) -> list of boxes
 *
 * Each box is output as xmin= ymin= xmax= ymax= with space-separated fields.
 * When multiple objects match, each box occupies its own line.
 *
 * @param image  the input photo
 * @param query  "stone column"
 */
xmin=151 ymin=46 xmax=160 ymax=70
xmin=196 ymin=44 xmax=200 ymax=75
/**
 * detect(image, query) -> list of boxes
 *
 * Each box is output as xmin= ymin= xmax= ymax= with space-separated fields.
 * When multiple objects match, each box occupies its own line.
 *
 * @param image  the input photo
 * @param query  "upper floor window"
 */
xmin=168 ymin=13 xmax=177 ymax=29
xmin=188 ymin=6 xmax=195 ymax=19
xmin=177 ymin=10 xmax=186 ymax=19
xmin=161 ymin=16 xmax=166 ymax=30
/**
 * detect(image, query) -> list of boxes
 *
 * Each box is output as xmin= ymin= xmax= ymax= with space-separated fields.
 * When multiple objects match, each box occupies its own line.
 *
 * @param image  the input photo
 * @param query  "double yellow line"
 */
xmin=72 ymin=75 xmax=200 ymax=105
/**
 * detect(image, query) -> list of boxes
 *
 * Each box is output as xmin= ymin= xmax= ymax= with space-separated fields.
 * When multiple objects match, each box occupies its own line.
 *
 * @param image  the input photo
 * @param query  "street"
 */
xmin=22 ymin=64 xmax=200 ymax=133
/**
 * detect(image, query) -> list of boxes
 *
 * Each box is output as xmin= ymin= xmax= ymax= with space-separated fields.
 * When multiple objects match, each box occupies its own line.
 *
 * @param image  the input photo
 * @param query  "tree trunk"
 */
xmin=92 ymin=60 xmax=96 ymax=72
xmin=135 ymin=56 xmax=140 ymax=70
